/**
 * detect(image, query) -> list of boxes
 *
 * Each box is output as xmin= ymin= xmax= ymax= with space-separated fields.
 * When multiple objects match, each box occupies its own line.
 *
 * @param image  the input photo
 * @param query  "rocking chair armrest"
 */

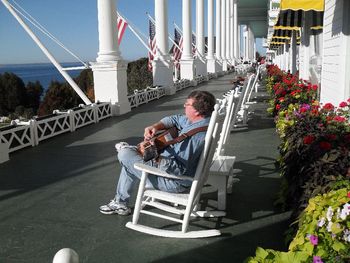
xmin=134 ymin=163 xmax=194 ymax=181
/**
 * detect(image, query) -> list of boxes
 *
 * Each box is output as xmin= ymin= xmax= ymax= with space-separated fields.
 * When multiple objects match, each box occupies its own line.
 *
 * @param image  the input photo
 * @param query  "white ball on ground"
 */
xmin=52 ymin=248 xmax=79 ymax=263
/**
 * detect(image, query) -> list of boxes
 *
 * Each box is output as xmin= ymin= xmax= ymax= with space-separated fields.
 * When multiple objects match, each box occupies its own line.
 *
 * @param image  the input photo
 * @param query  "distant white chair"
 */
xmin=230 ymin=74 xmax=255 ymax=130
xmin=52 ymin=248 xmax=79 ymax=263
xmin=246 ymin=64 xmax=263 ymax=103
xmin=125 ymin=104 xmax=225 ymax=238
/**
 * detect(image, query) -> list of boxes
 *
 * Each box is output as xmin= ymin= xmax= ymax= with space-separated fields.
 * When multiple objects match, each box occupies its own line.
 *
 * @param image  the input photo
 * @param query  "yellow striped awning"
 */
xmin=274 ymin=9 xmax=324 ymax=30
xmin=280 ymin=0 xmax=324 ymax=12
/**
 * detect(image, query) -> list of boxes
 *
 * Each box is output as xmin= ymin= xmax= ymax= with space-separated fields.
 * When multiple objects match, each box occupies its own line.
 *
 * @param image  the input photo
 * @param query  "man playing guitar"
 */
xmin=99 ymin=90 xmax=216 ymax=216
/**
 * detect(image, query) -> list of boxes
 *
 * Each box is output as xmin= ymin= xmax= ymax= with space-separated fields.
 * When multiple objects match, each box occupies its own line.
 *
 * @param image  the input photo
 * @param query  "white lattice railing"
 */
xmin=0 ymin=70 xmax=231 ymax=159
xmin=174 ymin=79 xmax=192 ymax=92
xmin=35 ymin=113 xmax=71 ymax=143
xmin=0 ymin=102 xmax=113 ymax=155
xmin=208 ymin=72 xmax=217 ymax=80
xmin=128 ymin=86 xmax=166 ymax=108
xmin=195 ymin=75 xmax=207 ymax=84
xmin=0 ymin=122 xmax=34 ymax=153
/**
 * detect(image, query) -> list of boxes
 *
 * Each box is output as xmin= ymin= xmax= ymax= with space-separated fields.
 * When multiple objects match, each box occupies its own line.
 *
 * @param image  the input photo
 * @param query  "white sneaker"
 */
xmin=99 ymin=199 xmax=131 ymax=216
xmin=115 ymin=142 xmax=129 ymax=152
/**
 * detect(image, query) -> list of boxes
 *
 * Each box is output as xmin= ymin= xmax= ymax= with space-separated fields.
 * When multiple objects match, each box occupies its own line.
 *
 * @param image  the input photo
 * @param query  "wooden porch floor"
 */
xmin=0 ymin=73 xmax=291 ymax=263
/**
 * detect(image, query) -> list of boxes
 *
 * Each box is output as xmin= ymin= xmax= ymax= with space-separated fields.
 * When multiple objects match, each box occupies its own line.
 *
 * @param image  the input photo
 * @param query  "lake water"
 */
xmin=0 ymin=62 xmax=84 ymax=91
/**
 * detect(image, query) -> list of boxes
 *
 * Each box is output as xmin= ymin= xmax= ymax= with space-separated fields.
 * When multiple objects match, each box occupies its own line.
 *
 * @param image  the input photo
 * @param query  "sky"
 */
xmin=0 ymin=0 xmax=266 ymax=65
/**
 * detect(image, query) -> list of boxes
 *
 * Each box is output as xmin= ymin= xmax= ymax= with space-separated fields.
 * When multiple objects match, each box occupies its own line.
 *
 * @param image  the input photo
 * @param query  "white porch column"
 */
xmin=285 ymin=43 xmax=290 ymax=72
xmin=291 ymin=31 xmax=297 ymax=74
xmin=180 ymin=0 xmax=196 ymax=81
xmin=301 ymin=12 xmax=311 ymax=80
xmin=229 ymin=0 xmax=234 ymax=64
xmin=207 ymin=0 xmax=216 ymax=73
xmin=221 ymin=0 xmax=227 ymax=70
xmin=233 ymin=0 xmax=238 ymax=60
xmin=215 ymin=0 xmax=222 ymax=71
xmin=281 ymin=45 xmax=286 ymax=71
xmin=153 ymin=0 xmax=175 ymax=94
xmin=195 ymin=0 xmax=207 ymax=77
xmin=237 ymin=23 xmax=241 ymax=60
xmin=247 ymin=26 xmax=254 ymax=61
xmin=243 ymin=25 xmax=248 ymax=61
xmin=225 ymin=0 xmax=231 ymax=66
xmin=253 ymin=41 xmax=256 ymax=61
xmin=91 ymin=0 xmax=130 ymax=115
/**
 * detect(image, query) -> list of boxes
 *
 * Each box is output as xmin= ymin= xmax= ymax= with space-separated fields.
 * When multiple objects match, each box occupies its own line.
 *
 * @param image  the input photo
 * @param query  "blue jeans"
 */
xmin=115 ymin=147 xmax=189 ymax=206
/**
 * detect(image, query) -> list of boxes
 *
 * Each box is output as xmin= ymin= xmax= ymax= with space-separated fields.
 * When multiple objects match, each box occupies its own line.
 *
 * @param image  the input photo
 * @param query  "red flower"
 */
xmin=347 ymin=192 xmax=350 ymax=198
xmin=326 ymin=134 xmax=337 ymax=141
xmin=303 ymin=135 xmax=315 ymax=145
xmin=326 ymin=116 xmax=333 ymax=122
xmin=323 ymin=103 xmax=334 ymax=111
xmin=319 ymin=141 xmax=332 ymax=151
xmin=312 ymin=85 xmax=318 ymax=91
xmin=344 ymin=134 xmax=350 ymax=142
xmin=333 ymin=116 xmax=347 ymax=122
xmin=276 ymin=104 xmax=281 ymax=110
xmin=339 ymin=101 xmax=348 ymax=108
xmin=311 ymin=109 xmax=319 ymax=116
xmin=300 ymin=107 xmax=308 ymax=113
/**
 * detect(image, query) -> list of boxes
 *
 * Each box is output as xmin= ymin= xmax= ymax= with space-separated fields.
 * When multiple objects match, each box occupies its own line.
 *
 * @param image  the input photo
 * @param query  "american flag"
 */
xmin=148 ymin=19 xmax=157 ymax=71
xmin=117 ymin=14 xmax=128 ymax=45
xmin=173 ymin=28 xmax=183 ymax=69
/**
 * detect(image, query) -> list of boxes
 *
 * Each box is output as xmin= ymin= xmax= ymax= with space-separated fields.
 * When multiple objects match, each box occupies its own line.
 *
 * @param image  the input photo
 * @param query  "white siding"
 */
xmin=320 ymin=0 xmax=350 ymax=105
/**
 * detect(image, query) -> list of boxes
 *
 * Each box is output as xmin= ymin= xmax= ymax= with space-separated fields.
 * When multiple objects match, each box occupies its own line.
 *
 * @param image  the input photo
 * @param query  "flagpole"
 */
xmin=173 ymin=22 xmax=196 ymax=50
xmin=174 ymin=22 xmax=208 ymax=50
xmin=117 ymin=12 xmax=156 ymax=56
xmin=146 ymin=13 xmax=181 ymax=51
xmin=1 ymin=0 xmax=91 ymax=105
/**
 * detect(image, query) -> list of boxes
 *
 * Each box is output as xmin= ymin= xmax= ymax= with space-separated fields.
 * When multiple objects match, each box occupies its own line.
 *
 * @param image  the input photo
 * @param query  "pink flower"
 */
xmin=347 ymin=192 xmax=350 ymax=199
xmin=309 ymin=235 xmax=318 ymax=245
xmin=303 ymin=135 xmax=315 ymax=145
xmin=339 ymin=101 xmax=348 ymax=108
xmin=313 ymin=256 xmax=323 ymax=263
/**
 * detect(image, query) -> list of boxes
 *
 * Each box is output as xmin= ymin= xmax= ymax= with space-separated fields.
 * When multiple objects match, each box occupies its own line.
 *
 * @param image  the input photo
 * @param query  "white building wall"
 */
xmin=320 ymin=0 xmax=350 ymax=104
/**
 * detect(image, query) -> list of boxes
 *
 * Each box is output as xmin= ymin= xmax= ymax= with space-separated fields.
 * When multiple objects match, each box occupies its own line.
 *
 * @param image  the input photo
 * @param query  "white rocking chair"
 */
xmin=207 ymin=90 xmax=239 ymax=210
xmin=231 ymin=74 xmax=255 ymax=130
xmin=125 ymin=104 xmax=225 ymax=238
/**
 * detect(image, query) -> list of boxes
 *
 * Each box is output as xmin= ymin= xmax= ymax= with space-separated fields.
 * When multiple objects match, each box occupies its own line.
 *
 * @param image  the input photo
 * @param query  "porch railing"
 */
xmin=0 ymin=70 xmax=231 ymax=158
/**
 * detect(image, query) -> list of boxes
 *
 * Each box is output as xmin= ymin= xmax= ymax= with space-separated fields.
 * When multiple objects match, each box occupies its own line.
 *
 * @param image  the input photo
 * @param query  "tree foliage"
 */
xmin=0 ymin=73 xmax=43 ymax=118
xmin=127 ymin=57 xmax=152 ymax=92
xmin=38 ymin=69 xmax=94 ymax=116
xmin=1 ymin=58 xmax=153 ymax=117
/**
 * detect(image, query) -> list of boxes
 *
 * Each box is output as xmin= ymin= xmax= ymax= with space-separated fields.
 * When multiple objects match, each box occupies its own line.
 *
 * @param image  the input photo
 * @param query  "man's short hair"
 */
xmin=188 ymin=90 xmax=216 ymax=117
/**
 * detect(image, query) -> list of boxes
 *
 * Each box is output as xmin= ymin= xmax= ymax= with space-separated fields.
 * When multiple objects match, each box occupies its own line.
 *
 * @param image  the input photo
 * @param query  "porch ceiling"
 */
xmin=237 ymin=0 xmax=269 ymax=38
